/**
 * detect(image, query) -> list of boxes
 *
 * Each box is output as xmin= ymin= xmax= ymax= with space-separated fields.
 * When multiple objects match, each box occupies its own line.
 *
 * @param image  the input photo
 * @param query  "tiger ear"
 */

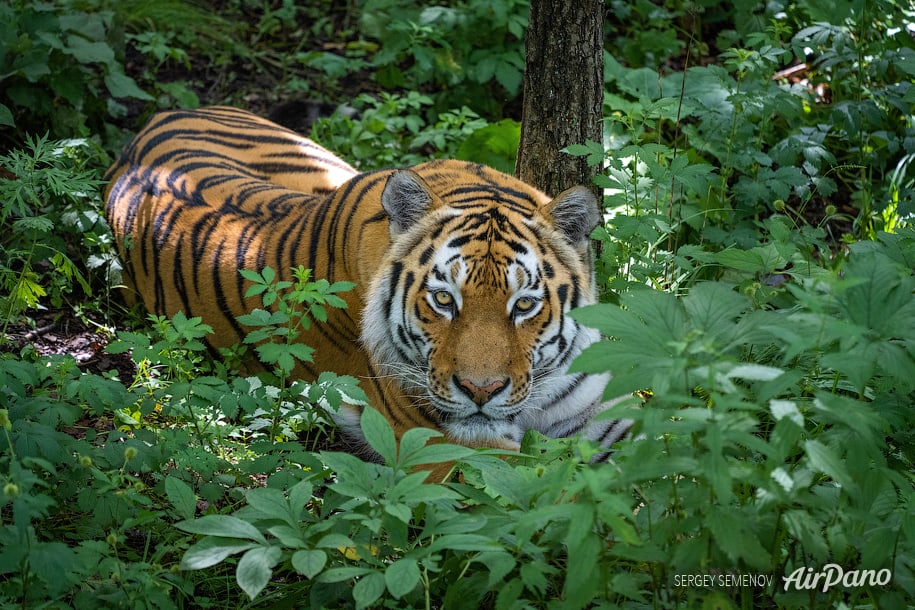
xmin=382 ymin=170 xmax=438 ymax=235
xmin=544 ymin=186 xmax=601 ymax=245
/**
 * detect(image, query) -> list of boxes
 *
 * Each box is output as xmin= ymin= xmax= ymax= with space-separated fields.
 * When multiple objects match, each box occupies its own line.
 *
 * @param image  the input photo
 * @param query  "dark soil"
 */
xmin=3 ymin=307 xmax=137 ymax=383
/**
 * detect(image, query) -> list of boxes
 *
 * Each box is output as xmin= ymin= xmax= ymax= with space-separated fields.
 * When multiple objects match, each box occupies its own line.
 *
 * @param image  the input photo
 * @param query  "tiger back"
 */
xmin=104 ymin=106 xmax=629 ymax=463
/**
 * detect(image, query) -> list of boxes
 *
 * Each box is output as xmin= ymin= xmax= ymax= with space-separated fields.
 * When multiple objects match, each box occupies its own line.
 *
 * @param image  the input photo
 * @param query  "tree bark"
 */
xmin=515 ymin=0 xmax=603 ymax=199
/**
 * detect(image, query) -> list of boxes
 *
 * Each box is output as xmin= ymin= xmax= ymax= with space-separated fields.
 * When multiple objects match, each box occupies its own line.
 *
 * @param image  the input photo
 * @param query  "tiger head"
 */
xmin=361 ymin=160 xmax=604 ymax=447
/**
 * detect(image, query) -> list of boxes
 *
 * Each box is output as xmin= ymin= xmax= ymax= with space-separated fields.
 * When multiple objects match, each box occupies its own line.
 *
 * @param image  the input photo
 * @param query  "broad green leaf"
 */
xmin=286 ymin=342 xmax=315 ymax=364
xmin=427 ymin=534 xmax=500 ymax=553
xmin=623 ymin=289 xmax=686 ymax=349
xmin=398 ymin=443 xmax=475 ymax=469
xmin=165 ymin=476 xmax=197 ymax=521
xmin=391 ymin=476 xmax=462 ymax=503
xmin=237 ymin=545 xmax=282 ymax=600
xmin=477 ymin=551 xmax=516 ymax=588
xmin=320 ymin=451 xmax=378 ymax=495
xmin=0 ymin=103 xmax=13 ymax=127
xmin=315 ymin=533 xmax=357 ymax=550
xmin=713 ymin=248 xmax=768 ymax=272
xmin=384 ymin=502 xmax=413 ymax=524
xmin=181 ymin=536 xmax=258 ymax=570
xmin=353 ymin=571 xmax=386 ymax=609
xmin=361 ymin=407 xmax=397 ymax=465
xmin=494 ymin=62 xmax=522 ymax=95
xmin=386 ymin=471 xmax=429 ymax=502
xmin=457 ymin=120 xmax=521 ymax=173
xmin=520 ymin=562 xmax=550 ymax=595
xmin=176 ymin=515 xmax=267 ymax=543
xmin=837 ymin=251 xmax=915 ymax=335
xmin=267 ymin=525 xmax=306 ymax=548
xmin=496 ymin=578 xmax=524 ymax=610
xmin=244 ymin=488 xmax=293 ymax=525
xmin=104 ymin=68 xmax=153 ymax=100
xmin=397 ymin=426 xmax=442 ymax=462
xmin=804 ymin=439 xmax=853 ymax=491
xmin=288 ymin=479 xmax=314 ymax=519
xmin=26 ymin=542 xmax=79 ymax=597
xmin=563 ymin=535 xmax=600 ymax=607
xmin=682 ymin=282 xmax=748 ymax=333
xmin=385 ymin=557 xmax=421 ymax=599
xmin=316 ymin=566 xmax=374 ymax=583
xmin=63 ymin=35 xmax=114 ymax=64
xmin=782 ymin=510 xmax=828 ymax=562
xmin=292 ymin=549 xmax=327 ymax=579
xmin=705 ymin=506 xmax=772 ymax=570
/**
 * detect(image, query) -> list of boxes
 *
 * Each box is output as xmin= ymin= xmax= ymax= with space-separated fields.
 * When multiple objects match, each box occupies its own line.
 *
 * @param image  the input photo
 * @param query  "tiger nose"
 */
xmin=455 ymin=377 xmax=508 ymax=406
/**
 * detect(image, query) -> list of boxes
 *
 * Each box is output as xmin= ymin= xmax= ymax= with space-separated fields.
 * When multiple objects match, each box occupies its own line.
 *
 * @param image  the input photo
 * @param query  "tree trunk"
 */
xmin=515 ymin=0 xmax=603 ymax=199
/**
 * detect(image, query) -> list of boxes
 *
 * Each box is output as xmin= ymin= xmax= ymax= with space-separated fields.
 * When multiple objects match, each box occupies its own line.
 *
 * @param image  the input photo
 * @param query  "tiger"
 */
xmin=104 ymin=105 xmax=630 ymax=467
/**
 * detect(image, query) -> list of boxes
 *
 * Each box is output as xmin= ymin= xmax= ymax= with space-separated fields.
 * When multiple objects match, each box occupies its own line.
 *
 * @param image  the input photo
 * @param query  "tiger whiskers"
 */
xmin=366 ymin=361 xmax=442 ymax=413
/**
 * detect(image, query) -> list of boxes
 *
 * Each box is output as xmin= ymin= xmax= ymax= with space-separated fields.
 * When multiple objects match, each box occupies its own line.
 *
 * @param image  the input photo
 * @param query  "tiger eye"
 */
xmin=433 ymin=290 xmax=454 ymax=308
xmin=514 ymin=296 xmax=536 ymax=312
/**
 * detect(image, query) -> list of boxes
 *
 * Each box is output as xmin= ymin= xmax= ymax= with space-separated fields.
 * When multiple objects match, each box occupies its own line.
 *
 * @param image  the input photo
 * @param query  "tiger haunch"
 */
xmin=104 ymin=106 xmax=629 ymax=461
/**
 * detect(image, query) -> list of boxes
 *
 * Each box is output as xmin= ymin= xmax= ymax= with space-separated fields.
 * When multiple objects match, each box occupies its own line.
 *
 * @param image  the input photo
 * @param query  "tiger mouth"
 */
xmin=440 ymin=412 xmax=521 ymax=447
xmin=429 ymin=395 xmax=522 ymax=424
xmin=447 ymin=412 xmax=514 ymax=426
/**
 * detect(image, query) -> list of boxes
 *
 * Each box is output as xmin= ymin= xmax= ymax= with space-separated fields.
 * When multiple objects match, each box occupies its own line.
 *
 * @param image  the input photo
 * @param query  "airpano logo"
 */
xmin=782 ymin=564 xmax=892 ymax=592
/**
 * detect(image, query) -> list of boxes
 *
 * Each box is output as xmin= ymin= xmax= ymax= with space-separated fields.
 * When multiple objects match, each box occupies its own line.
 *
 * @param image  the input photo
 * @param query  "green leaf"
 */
xmin=244 ymin=487 xmax=293 ymax=525
xmin=496 ymin=578 xmax=524 ymax=610
xmin=361 ymin=407 xmax=397 ymax=465
xmin=456 ymin=120 xmax=521 ymax=174
xmin=63 ymin=35 xmax=115 ymax=64
xmin=837 ymin=251 xmax=915 ymax=335
xmin=477 ymin=551 xmax=516 ymax=588
xmin=240 ymin=268 xmax=265 ymax=283
xmin=165 ymin=476 xmax=197 ymax=521
xmin=385 ymin=557 xmax=421 ymax=599
xmin=520 ymin=562 xmax=550 ymax=596
xmin=26 ymin=542 xmax=79 ymax=597
xmin=176 ymin=515 xmax=267 ymax=543
xmin=104 ymin=67 xmax=153 ymax=100
xmin=316 ymin=566 xmax=374 ymax=583
xmin=782 ymin=510 xmax=828 ymax=562
xmin=353 ymin=571 xmax=386 ymax=609
xmin=267 ymin=525 xmax=306 ymax=548
xmin=713 ymin=248 xmax=768 ymax=272
xmin=237 ymin=308 xmax=288 ymax=327
xmin=181 ymin=536 xmax=258 ymax=570
xmin=494 ymin=61 xmax=522 ymax=95
xmin=13 ymin=215 xmax=54 ymax=233
xmin=237 ymin=545 xmax=282 ymax=600
xmin=705 ymin=506 xmax=772 ymax=570
xmin=397 ymin=426 xmax=442 ymax=462
xmin=292 ymin=549 xmax=327 ymax=579
xmin=384 ymin=502 xmax=413 ymax=525
xmin=0 ymin=103 xmax=14 ymax=127
xmin=398 ymin=443 xmax=475 ymax=469
xmin=804 ymin=439 xmax=853 ymax=491
xmin=427 ymin=534 xmax=500 ymax=553
xmin=682 ymin=282 xmax=749 ymax=333
xmin=255 ymin=342 xmax=304 ymax=372
xmin=386 ymin=471 xmax=435 ymax=503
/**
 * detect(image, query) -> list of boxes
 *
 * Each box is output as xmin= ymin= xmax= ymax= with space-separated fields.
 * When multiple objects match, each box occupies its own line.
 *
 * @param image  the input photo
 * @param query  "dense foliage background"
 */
xmin=1 ymin=0 xmax=914 ymax=608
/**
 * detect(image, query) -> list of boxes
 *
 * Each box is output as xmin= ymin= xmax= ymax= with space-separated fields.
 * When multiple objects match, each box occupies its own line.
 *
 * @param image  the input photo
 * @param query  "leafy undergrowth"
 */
xmin=3 ymin=228 xmax=915 ymax=608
